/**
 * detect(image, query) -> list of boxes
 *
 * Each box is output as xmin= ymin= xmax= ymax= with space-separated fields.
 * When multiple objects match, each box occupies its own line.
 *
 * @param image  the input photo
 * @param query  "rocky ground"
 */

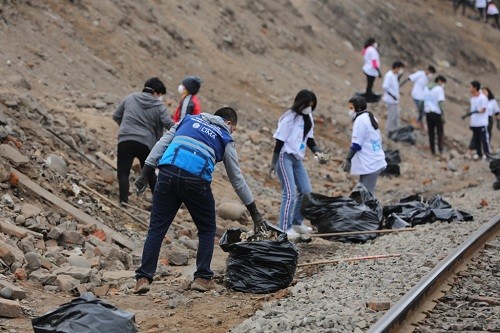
xmin=0 ymin=0 xmax=499 ymax=332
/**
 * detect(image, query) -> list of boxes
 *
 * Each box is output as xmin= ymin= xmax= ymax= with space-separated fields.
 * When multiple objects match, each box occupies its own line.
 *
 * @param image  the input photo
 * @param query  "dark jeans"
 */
xmin=469 ymin=126 xmax=490 ymax=157
xmin=117 ymin=140 xmax=156 ymax=203
xmin=365 ymin=73 xmax=377 ymax=97
xmin=426 ymin=112 xmax=444 ymax=154
xmin=135 ymin=165 xmax=216 ymax=282
xmin=488 ymin=116 xmax=493 ymax=143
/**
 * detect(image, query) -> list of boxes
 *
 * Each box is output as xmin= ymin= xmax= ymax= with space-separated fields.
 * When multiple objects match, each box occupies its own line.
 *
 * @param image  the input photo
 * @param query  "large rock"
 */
xmin=53 ymin=267 xmax=92 ymax=283
xmin=45 ymin=154 xmax=67 ymax=178
xmin=24 ymin=252 xmax=41 ymax=271
xmin=217 ymin=201 xmax=247 ymax=221
xmin=0 ymin=144 xmax=29 ymax=166
xmin=56 ymin=275 xmax=79 ymax=292
xmin=67 ymin=255 xmax=91 ymax=269
xmin=0 ymin=241 xmax=25 ymax=267
xmin=20 ymin=204 xmax=43 ymax=218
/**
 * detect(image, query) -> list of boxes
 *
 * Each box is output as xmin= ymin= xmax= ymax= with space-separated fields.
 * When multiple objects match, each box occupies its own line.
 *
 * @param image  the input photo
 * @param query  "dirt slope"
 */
xmin=0 ymin=1 xmax=499 ymax=332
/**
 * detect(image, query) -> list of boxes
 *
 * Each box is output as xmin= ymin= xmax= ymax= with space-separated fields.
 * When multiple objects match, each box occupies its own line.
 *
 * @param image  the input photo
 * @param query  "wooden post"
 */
xmin=79 ymin=183 xmax=148 ymax=228
xmin=297 ymin=254 xmax=402 ymax=267
xmin=309 ymin=228 xmax=417 ymax=238
xmin=13 ymin=169 xmax=137 ymax=250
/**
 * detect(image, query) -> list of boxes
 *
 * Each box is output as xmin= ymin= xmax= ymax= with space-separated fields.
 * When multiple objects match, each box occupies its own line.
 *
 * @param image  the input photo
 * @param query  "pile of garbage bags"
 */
xmin=300 ymin=183 xmax=473 ymax=243
xmin=383 ymin=194 xmax=473 ymax=226
xmin=219 ymin=222 xmax=298 ymax=294
xmin=301 ymin=183 xmax=383 ymax=243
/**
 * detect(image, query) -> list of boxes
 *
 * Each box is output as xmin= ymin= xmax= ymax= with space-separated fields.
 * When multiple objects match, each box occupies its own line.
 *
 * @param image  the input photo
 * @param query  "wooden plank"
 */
xmin=80 ymin=183 xmax=148 ymax=228
xmin=12 ymin=168 xmax=138 ymax=250
xmin=45 ymin=128 xmax=105 ymax=170
xmin=96 ymin=152 xmax=117 ymax=170
xmin=308 ymin=228 xmax=417 ymax=238
xmin=297 ymin=254 xmax=402 ymax=267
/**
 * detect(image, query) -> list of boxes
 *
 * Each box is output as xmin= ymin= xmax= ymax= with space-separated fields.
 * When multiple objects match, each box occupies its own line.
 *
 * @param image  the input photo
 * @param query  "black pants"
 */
xmin=488 ymin=116 xmax=494 ymax=143
xmin=486 ymin=14 xmax=500 ymax=27
xmin=426 ymin=112 xmax=444 ymax=154
xmin=117 ymin=140 xmax=157 ymax=203
xmin=365 ymin=74 xmax=377 ymax=97
xmin=469 ymin=126 xmax=490 ymax=158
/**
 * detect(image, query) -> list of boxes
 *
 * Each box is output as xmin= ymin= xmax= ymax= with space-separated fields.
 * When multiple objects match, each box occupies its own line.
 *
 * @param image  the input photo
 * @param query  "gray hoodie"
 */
xmin=113 ymin=92 xmax=174 ymax=150
xmin=145 ymin=113 xmax=254 ymax=205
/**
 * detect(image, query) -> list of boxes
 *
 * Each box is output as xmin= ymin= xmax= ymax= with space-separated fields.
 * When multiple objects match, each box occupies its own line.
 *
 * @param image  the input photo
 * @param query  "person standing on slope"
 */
xmin=423 ymin=75 xmax=447 ymax=156
xmin=269 ymin=89 xmax=329 ymax=240
xmin=382 ymin=61 xmax=405 ymax=135
xmin=361 ymin=37 xmax=382 ymax=103
xmin=403 ymin=65 xmax=436 ymax=132
xmin=113 ymin=77 xmax=174 ymax=206
xmin=173 ymin=75 xmax=203 ymax=123
xmin=341 ymin=95 xmax=387 ymax=194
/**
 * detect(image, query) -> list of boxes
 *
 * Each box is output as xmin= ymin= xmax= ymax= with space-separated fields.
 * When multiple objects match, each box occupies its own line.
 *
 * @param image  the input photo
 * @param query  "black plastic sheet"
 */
xmin=219 ymin=226 xmax=298 ymax=294
xmin=32 ymin=293 xmax=138 ymax=333
xmin=381 ymin=149 xmax=401 ymax=177
xmin=383 ymin=194 xmax=473 ymax=226
xmin=388 ymin=125 xmax=416 ymax=144
xmin=300 ymin=183 xmax=383 ymax=243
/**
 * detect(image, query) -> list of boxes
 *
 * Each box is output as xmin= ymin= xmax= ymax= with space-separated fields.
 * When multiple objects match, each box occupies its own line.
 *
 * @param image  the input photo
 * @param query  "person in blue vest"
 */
xmin=132 ymin=107 xmax=265 ymax=294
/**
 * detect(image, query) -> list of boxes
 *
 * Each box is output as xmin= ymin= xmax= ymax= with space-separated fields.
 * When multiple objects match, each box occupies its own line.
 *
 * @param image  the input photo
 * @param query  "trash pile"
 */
xmin=388 ymin=126 xmax=416 ymax=144
xmin=300 ymin=183 xmax=473 ymax=243
xmin=383 ymin=194 xmax=473 ymax=226
xmin=219 ymin=221 xmax=298 ymax=294
xmin=301 ymin=183 xmax=383 ymax=243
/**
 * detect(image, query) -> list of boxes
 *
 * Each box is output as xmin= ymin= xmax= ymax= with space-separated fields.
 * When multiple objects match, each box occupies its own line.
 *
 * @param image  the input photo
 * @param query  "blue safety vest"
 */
xmin=158 ymin=115 xmax=233 ymax=182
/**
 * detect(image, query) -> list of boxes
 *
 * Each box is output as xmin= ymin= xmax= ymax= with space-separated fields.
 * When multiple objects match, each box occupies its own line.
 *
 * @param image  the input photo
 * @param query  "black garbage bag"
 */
xmin=300 ymin=183 xmax=383 ymax=243
xmin=490 ymin=158 xmax=500 ymax=190
xmin=219 ymin=225 xmax=298 ymax=294
xmin=388 ymin=126 xmax=416 ymax=145
xmin=32 ymin=293 xmax=138 ymax=333
xmin=381 ymin=149 xmax=401 ymax=176
xmin=383 ymin=194 xmax=473 ymax=226
xmin=385 ymin=213 xmax=411 ymax=229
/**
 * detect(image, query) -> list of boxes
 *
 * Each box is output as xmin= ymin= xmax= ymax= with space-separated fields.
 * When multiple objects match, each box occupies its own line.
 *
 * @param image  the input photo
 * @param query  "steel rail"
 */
xmin=366 ymin=214 xmax=500 ymax=333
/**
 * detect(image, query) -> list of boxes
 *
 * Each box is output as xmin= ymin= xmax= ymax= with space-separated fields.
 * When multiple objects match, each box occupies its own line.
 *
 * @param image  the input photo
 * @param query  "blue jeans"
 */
xmin=276 ymin=153 xmax=312 ymax=231
xmin=413 ymin=99 xmax=425 ymax=122
xmin=135 ymin=165 xmax=216 ymax=282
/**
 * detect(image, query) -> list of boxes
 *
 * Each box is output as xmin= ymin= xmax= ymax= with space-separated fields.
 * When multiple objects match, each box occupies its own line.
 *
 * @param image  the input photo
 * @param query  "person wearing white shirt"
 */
xmin=483 ymin=87 xmax=500 ymax=148
xmin=476 ymin=0 xmax=487 ymax=21
xmin=486 ymin=0 xmax=500 ymax=28
xmin=341 ymin=95 xmax=387 ymax=194
xmin=405 ymin=65 xmax=436 ymax=131
xmin=464 ymin=80 xmax=491 ymax=160
xmin=423 ymin=75 xmax=447 ymax=155
xmin=269 ymin=90 xmax=328 ymax=240
xmin=382 ymin=61 xmax=405 ymax=135
xmin=361 ymin=37 xmax=382 ymax=102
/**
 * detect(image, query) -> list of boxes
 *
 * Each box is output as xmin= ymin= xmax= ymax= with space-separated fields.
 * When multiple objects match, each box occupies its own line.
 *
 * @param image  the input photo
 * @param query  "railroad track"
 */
xmin=367 ymin=214 xmax=500 ymax=333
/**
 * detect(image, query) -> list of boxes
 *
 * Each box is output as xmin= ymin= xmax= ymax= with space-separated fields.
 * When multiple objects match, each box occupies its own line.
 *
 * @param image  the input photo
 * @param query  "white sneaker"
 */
xmin=285 ymin=228 xmax=300 ymax=240
xmin=293 ymin=224 xmax=313 ymax=234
